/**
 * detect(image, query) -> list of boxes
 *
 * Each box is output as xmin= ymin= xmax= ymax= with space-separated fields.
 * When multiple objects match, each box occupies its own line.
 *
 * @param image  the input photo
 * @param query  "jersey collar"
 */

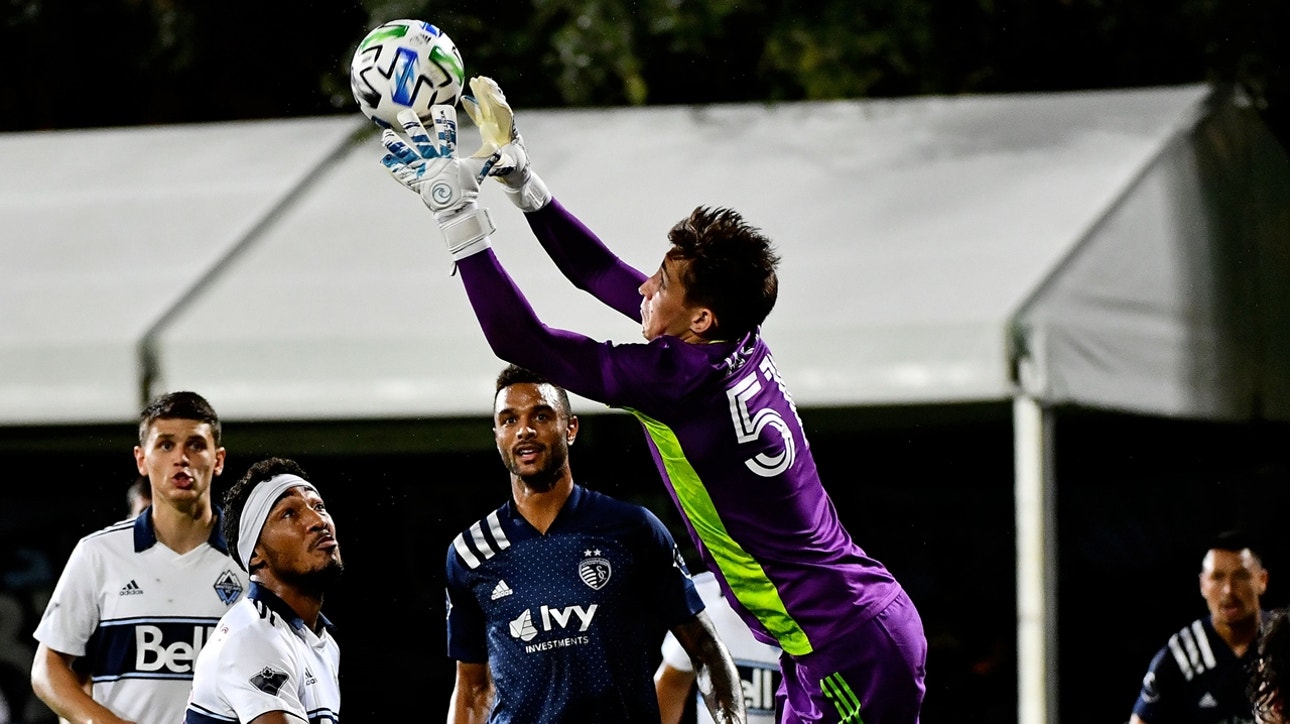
xmin=248 ymin=581 xmax=337 ymax=635
xmin=133 ymin=505 xmax=231 ymax=555
xmin=504 ymin=483 xmax=587 ymax=533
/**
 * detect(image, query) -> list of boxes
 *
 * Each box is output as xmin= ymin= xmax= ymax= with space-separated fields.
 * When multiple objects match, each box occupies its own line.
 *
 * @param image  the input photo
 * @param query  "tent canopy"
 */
xmin=3 ymin=84 xmax=1287 ymax=425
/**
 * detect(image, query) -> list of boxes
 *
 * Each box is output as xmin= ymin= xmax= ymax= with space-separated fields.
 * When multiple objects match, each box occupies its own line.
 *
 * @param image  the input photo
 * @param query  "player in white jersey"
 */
xmin=33 ymin=391 xmax=244 ymax=724
xmin=185 ymin=457 xmax=343 ymax=724
xmin=657 ymin=572 xmax=782 ymax=724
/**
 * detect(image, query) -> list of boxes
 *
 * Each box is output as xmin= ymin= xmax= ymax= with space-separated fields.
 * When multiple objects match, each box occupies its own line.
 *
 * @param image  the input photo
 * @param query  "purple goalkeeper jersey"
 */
xmin=457 ymin=199 xmax=903 ymax=657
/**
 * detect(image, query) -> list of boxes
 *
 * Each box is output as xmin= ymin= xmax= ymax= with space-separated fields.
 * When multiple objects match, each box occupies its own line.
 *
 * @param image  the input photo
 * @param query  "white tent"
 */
xmin=3 ymin=83 xmax=1288 ymax=722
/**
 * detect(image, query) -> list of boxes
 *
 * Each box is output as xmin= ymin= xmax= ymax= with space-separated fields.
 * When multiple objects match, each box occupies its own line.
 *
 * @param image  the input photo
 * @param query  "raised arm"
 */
xmin=524 ymin=200 xmax=648 ymax=321
xmin=670 ymin=612 xmax=747 ymax=724
xmin=463 ymin=76 xmax=647 ymax=320
xmin=379 ymin=105 xmax=627 ymax=404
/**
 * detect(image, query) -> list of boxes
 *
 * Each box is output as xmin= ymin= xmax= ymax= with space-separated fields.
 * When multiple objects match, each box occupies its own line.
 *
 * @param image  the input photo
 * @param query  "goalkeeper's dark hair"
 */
xmin=667 ymin=206 xmax=780 ymax=341
xmin=139 ymin=390 xmax=221 ymax=446
xmin=1249 ymin=607 xmax=1290 ymax=721
xmin=222 ymin=457 xmax=310 ymax=573
xmin=495 ymin=364 xmax=572 ymax=418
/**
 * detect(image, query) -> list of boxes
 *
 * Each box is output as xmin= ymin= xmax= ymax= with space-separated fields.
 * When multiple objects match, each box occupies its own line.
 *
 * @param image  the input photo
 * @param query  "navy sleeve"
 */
xmin=445 ymin=544 xmax=487 ymax=663
xmin=636 ymin=507 xmax=704 ymax=629
xmin=1131 ymin=646 xmax=1181 ymax=723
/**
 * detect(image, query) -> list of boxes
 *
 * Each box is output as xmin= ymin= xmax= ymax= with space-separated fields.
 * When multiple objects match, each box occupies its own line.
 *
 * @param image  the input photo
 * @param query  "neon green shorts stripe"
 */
xmin=821 ymin=672 xmax=864 ymax=722
xmin=629 ymin=409 xmax=812 ymax=655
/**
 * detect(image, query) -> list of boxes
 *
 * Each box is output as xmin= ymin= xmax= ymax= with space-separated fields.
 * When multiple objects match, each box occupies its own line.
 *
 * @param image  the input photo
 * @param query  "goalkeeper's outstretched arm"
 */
xmin=463 ymin=75 xmax=646 ymax=322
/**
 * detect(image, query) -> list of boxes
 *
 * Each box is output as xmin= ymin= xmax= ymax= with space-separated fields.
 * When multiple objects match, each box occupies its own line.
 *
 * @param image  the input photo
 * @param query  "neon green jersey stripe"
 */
xmin=629 ymin=408 xmax=812 ymax=655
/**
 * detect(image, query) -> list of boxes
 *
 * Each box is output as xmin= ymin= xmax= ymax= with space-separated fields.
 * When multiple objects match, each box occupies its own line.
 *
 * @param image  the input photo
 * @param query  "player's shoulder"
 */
xmin=1148 ymin=617 xmax=1212 ymax=670
xmin=81 ymin=516 xmax=139 ymax=544
xmin=67 ymin=518 xmax=140 ymax=566
xmin=574 ymin=486 xmax=660 ymax=528
xmin=212 ymin=598 xmax=295 ymax=651
xmin=449 ymin=503 xmax=512 ymax=571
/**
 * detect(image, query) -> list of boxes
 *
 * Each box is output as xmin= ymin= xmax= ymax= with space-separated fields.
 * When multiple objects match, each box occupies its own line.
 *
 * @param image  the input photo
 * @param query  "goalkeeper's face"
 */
xmin=494 ymin=382 xmax=578 ymax=491
xmin=638 ymin=255 xmax=711 ymax=343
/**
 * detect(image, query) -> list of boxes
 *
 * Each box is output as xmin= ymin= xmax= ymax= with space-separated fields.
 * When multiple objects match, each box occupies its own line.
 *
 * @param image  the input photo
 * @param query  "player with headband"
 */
xmin=184 ymin=458 xmax=343 ymax=724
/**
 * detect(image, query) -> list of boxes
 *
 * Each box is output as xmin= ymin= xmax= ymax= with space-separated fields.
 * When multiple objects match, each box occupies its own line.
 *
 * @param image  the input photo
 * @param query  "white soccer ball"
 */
xmin=350 ymin=20 xmax=465 ymax=128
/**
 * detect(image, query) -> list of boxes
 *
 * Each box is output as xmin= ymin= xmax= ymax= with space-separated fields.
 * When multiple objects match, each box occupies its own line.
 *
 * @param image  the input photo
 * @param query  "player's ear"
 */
xmin=248 ymin=546 xmax=265 ymax=572
xmin=689 ymin=307 xmax=716 ymax=338
xmin=566 ymin=415 xmax=579 ymax=445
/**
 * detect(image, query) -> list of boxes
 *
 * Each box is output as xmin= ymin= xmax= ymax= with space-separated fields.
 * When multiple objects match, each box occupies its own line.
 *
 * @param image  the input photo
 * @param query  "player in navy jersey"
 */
xmin=1131 ymin=530 xmax=1269 ymax=724
xmin=32 ymin=391 xmax=244 ymax=724
xmin=445 ymin=365 xmax=744 ymax=723
xmin=186 ymin=457 xmax=343 ymax=724
xmin=378 ymin=83 xmax=927 ymax=723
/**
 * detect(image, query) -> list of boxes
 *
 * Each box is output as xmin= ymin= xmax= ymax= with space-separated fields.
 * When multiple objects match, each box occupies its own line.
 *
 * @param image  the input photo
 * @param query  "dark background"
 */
xmin=1 ymin=0 xmax=1287 ymax=147
xmin=3 ymin=405 xmax=1289 ymax=722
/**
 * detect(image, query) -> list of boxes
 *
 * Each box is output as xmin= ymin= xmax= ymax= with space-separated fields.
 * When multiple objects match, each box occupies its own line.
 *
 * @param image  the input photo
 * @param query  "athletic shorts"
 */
xmin=776 ymin=588 xmax=927 ymax=724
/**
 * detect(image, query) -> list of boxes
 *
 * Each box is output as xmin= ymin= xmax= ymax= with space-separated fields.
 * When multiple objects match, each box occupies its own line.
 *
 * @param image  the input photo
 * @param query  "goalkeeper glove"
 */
xmin=381 ymin=106 xmax=499 ymax=260
xmin=461 ymin=76 xmax=551 ymax=213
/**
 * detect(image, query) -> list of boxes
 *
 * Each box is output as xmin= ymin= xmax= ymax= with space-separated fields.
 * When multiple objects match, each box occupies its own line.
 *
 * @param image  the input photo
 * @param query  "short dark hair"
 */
xmin=495 ymin=364 xmax=572 ymax=418
xmin=1251 ymin=607 xmax=1290 ymax=720
xmin=222 ymin=457 xmax=309 ymax=572
xmin=1207 ymin=529 xmax=1265 ymax=567
xmin=138 ymin=391 xmax=222 ymax=446
xmin=666 ymin=206 xmax=780 ymax=341
xmin=126 ymin=475 xmax=151 ymax=512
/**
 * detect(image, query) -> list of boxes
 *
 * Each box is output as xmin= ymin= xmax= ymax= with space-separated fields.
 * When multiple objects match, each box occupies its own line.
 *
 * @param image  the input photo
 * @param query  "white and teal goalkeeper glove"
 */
xmin=461 ymin=76 xmax=552 ymax=213
xmin=381 ymin=106 xmax=499 ymax=260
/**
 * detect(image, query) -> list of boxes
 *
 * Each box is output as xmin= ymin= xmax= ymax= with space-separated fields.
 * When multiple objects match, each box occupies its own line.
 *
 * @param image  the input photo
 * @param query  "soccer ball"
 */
xmin=350 ymin=20 xmax=465 ymax=128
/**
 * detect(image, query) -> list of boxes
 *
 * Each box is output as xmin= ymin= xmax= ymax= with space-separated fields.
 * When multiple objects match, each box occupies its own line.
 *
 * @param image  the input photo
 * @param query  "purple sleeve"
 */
xmin=456 ymin=249 xmax=619 ymax=403
xmin=524 ymin=199 xmax=648 ymax=321
xmin=456 ymin=249 xmax=708 ymax=414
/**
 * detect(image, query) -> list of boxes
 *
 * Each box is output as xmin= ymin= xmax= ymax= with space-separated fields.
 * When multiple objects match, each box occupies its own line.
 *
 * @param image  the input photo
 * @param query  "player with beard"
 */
xmin=445 ymin=365 xmax=744 ymax=723
xmin=185 ymin=458 xmax=343 ymax=724
xmin=1130 ymin=530 xmax=1270 ymax=724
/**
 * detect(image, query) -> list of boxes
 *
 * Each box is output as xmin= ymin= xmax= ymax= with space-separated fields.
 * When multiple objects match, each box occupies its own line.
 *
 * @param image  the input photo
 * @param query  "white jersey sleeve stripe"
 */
xmin=486 ymin=511 xmax=509 ymax=551
xmin=453 ymin=532 xmax=483 ymax=569
xmin=1192 ymin=619 xmax=1217 ymax=670
xmin=1179 ymin=626 xmax=1203 ymax=674
xmin=1167 ymin=633 xmax=1195 ymax=681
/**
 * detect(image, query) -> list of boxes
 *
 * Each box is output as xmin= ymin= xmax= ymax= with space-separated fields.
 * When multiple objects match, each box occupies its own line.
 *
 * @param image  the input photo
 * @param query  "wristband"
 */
xmin=440 ymin=205 xmax=496 ymax=259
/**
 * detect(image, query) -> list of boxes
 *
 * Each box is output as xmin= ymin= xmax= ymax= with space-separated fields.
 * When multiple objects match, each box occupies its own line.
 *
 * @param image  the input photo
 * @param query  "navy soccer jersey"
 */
xmin=445 ymin=484 xmax=703 ymax=723
xmin=1131 ymin=615 xmax=1259 ymax=724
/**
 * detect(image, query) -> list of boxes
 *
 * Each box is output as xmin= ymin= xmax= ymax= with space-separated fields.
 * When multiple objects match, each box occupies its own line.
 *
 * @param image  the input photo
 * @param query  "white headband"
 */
xmin=236 ymin=473 xmax=318 ymax=572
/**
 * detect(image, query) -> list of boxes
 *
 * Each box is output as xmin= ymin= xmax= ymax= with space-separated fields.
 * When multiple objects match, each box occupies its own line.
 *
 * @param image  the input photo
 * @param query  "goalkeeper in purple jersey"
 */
xmin=377 ymin=80 xmax=927 ymax=724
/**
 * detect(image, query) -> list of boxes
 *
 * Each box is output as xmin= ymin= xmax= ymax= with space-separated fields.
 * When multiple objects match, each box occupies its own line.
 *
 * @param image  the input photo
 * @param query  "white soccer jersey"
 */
xmin=661 ymin=572 xmax=782 ymax=724
xmin=32 ymin=509 xmax=245 ymax=724
xmin=185 ymin=583 xmax=340 ymax=724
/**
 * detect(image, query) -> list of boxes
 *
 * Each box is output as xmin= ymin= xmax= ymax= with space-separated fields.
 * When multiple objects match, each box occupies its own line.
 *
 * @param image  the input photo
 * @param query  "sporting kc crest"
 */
xmin=578 ymin=549 xmax=612 ymax=590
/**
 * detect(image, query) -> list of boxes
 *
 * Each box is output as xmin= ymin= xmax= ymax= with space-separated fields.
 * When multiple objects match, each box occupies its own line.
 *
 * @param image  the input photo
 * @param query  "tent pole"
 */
xmin=1015 ymin=394 xmax=1058 ymax=724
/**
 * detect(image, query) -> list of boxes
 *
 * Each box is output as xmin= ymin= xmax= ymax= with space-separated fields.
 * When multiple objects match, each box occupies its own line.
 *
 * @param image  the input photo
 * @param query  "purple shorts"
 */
xmin=776 ymin=588 xmax=927 ymax=724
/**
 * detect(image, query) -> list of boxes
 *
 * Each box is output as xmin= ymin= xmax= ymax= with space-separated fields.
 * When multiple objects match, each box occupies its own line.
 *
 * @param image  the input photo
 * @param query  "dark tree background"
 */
xmin=2 ymin=0 xmax=1286 ymax=146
